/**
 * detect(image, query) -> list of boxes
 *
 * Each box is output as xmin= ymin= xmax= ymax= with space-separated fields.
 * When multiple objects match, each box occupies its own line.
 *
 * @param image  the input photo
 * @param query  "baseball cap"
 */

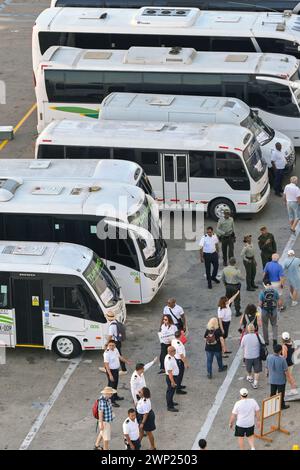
xmin=282 ymin=332 xmax=290 ymax=341
xmin=240 ymin=388 xmax=249 ymax=397
xmin=288 ymin=250 xmax=295 ymax=256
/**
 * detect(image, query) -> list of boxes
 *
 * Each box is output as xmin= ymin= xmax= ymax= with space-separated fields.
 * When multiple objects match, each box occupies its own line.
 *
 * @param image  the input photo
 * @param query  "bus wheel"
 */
xmin=53 ymin=336 xmax=82 ymax=359
xmin=209 ymin=199 xmax=235 ymax=221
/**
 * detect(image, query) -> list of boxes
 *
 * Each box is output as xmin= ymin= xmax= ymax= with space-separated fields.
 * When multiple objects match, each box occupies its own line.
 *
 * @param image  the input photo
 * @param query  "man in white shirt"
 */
xmin=130 ymin=357 xmax=157 ymax=405
xmin=163 ymin=298 xmax=186 ymax=331
xmin=271 ymin=142 xmax=287 ymax=197
xmin=171 ymin=331 xmax=189 ymax=393
xmin=123 ymin=409 xmax=141 ymax=450
xmin=164 ymin=346 xmax=180 ymax=412
xmin=199 ymin=226 xmax=220 ymax=289
xmin=283 ymin=176 xmax=300 ymax=232
xmin=106 ymin=311 xmax=127 ymax=374
xmin=103 ymin=340 xmax=131 ymax=407
xmin=229 ymin=388 xmax=260 ymax=450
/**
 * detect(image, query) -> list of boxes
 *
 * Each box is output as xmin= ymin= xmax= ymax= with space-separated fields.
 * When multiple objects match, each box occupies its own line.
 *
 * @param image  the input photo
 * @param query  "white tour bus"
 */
xmin=36 ymin=46 xmax=300 ymax=143
xmin=100 ymin=92 xmax=295 ymax=170
xmin=0 ymin=158 xmax=154 ymax=197
xmin=0 ymin=241 xmax=126 ymax=358
xmin=33 ymin=5 xmax=300 ymax=74
xmin=33 ymin=119 xmax=270 ymax=219
xmin=0 ymin=177 xmax=167 ymax=304
xmin=49 ymin=0 xmax=300 ymax=12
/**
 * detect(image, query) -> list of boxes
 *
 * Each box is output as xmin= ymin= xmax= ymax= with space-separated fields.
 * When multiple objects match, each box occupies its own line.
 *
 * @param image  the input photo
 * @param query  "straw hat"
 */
xmin=101 ymin=386 xmax=117 ymax=395
xmin=106 ymin=311 xmax=116 ymax=321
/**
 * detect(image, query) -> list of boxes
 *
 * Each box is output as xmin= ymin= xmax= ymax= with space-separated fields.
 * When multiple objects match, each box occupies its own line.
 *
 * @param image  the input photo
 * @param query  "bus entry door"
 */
xmin=13 ymin=279 xmax=44 ymax=346
xmin=162 ymin=154 xmax=189 ymax=206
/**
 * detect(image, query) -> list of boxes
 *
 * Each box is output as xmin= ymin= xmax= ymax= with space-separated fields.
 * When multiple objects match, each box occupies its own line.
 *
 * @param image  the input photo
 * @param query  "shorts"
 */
xmin=287 ymin=201 xmax=299 ymax=222
xmin=235 ymin=425 xmax=255 ymax=437
xmin=271 ymin=281 xmax=283 ymax=296
xmin=98 ymin=421 xmax=111 ymax=441
xmin=245 ymin=357 xmax=262 ymax=374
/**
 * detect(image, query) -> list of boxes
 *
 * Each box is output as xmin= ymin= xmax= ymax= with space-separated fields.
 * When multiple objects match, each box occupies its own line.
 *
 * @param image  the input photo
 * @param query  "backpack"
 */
xmin=257 ymin=334 xmax=268 ymax=361
xmin=111 ymin=320 xmax=126 ymax=342
xmin=92 ymin=399 xmax=99 ymax=419
xmin=262 ymin=289 xmax=277 ymax=313
xmin=206 ymin=330 xmax=218 ymax=346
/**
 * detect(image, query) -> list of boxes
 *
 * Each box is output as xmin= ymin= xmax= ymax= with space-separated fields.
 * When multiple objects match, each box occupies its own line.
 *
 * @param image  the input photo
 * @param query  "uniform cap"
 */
xmin=240 ymin=388 xmax=249 ymax=397
xmin=282 ymin=332 xmax=290 ymax=341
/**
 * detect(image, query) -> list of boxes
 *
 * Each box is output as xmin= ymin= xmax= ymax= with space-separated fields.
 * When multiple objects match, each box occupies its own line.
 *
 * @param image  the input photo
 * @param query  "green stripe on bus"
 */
xmin=50 ymin=106 xmax=100 ymax=119
xmin=0 ymin=317 xmax=13 ymax=325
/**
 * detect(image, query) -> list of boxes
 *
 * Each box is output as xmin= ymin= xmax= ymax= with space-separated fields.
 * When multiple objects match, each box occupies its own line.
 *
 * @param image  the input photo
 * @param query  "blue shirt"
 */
xmin=264 ymin=261 xmax=284 ymax=282
xmin=266 ymin=354 xmax=288 ymax=385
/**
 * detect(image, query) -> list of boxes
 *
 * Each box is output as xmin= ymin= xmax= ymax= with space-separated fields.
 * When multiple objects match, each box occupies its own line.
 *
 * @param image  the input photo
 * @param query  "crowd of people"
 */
xmin=93 ymin=175 xmax=300 ymax=451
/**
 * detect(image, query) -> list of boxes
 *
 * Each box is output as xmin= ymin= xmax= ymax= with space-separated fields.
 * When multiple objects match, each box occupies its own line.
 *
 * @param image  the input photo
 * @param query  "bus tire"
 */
xmin=53 ymin=336 xmax=82 ymax=359
xmin=208 ymin=198 xmax=236 ymax=221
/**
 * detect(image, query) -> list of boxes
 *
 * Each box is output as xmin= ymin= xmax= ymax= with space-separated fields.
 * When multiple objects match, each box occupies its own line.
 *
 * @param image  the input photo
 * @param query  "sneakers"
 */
xmin=282 ymin=404 xmax=290 ymax=410
xmin=167 ymin=408 xmax=179 ymax=412
xmin=176 ymin=389 xmax=187 ymax=395
xmin=98 ymin=367 xmax=106 ymax=373
xmin=158 ymin=369 xmax=165 ymax=374
xmin=212 ymin=278 xmax=220 ymax=284
xmin=218 ymin=365 xmax=228 ymax=372
xmin=119 ymin=370 xmax=128 ymax=376
xmin=292 ymin=301 xmax=298 ymax=307
xmin=247 ymin=376 xmax=254 ymax=383
xmin=111 ymin=402 xmax=120 ymax=408
xmin=207 ymin=374 xmax=212 ymax=379
xmin=286 ymin=389 xmax=298 ymax=396
xmin=251 ymin=381 xmax=258 ymax=389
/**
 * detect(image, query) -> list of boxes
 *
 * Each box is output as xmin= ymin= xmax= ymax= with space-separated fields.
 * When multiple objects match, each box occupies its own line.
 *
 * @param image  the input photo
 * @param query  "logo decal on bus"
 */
xmin=50 ymin=106 xmax=100 ymax=119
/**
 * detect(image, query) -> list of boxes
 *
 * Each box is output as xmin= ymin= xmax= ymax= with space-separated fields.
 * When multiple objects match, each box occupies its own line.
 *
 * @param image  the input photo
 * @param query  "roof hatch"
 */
xmin=83 ymin=51 xmax=112 ymax=60
xmin=148 ymin=96 xmax=175 ymax=106
xmin=31 ymin=185 xmax=64 ymax=195
xmin=2 ymin=245 xmax=46 ymax=256
xmin=225 ymin=54 xmax=248 ymax=63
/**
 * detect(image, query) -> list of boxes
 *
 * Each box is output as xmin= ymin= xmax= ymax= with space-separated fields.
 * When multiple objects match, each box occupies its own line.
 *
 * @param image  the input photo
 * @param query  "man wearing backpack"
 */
xmin=259 ymin=283 xmax=279 ymax=346
xmin=107 ymin=311 xmax=127 ymax=374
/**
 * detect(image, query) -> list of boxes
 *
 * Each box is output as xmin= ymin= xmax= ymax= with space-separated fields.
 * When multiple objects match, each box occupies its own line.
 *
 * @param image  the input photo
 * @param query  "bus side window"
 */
xmin=63 ymin=71 xmax=104 ymax=104
xmin=256 ymin=38 xmax=300 ymax=58
xmin=65 ymin=146 xmax=90 ymax=159
xmin=37 ymin=144 xmax=65 ymax=159
xmin=51 ymin=285 xmax=87 ymax=318
xmin=210 ymin=37 xmax=256 ymax=52
xmin=112 ymin=147 xmax=136 ymax=162
xmin=138 ymin=150 xmax=161 ymax=176
xmin=0 ymin=274 xmax=10 ymax=308
xmin=216 ymin=152 xmax=247 ymax=178
xmin=106 ymin=228 xmax=139 ymax=270
xmin=80 ymin=283 xmax=106 ymax=324
xmin=189 ymin=151 xmax=215 ymax=178
xmin=247 ymin=80 xmax=300 ymax=117
xmin=87 ymin=146 xmax=111 ymax=159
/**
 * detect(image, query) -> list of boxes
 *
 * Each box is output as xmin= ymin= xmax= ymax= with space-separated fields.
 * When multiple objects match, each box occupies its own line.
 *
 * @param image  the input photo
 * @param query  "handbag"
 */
xmin=257 ymin=333 xmax=268 ymax=361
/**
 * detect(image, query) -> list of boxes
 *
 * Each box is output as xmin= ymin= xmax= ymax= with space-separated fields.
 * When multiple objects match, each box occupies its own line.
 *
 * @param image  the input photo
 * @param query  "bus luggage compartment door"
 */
xmin=13 ymin=279 xmax=44 ymax=347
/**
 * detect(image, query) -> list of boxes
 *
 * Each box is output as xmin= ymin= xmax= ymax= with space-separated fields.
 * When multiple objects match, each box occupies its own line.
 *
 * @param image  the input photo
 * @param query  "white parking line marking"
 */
xmin=19 ymin=357 xmax=82 ymax=450
xmin=191 ymin=223 xmax=300 ymax=449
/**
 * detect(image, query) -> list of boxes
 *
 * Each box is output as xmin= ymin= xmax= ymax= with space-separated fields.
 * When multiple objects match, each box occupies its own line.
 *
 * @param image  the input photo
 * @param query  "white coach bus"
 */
xmin=0 ymin=177 xmax=167 ymax=304
xmin=49 ymin=1 xmax=300 ymax=11
xmin=99 ymin=92 xmax=295 ymax=169
xmin=33 ymin=119 xmax=269 ymax=219
xmin=0 ymin=159 xmax=154 ymax=197
xmin=36 ymin=46 xmax=300 ymax=143
xmin=0 ymin=241 xmax=126 ymax=358
xmin=33 ymin=5 xmax=300 ymax=74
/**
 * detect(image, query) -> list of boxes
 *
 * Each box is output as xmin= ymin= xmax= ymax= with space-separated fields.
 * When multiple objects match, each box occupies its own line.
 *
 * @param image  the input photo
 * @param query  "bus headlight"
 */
xmin=251 ymin=193 xmax=262 ymax=203
xmin=144 ymin=273 xmax=159 ymax=281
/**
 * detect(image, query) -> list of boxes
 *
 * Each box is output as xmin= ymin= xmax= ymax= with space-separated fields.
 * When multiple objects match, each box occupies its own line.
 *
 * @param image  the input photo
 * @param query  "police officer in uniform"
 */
xmin=222 ymin=257 xmax=243 ymax=317
xmin=171 ymin=331 xmax=189 ymax=392
xmin=216 ymin=209 xmax=235 ymax=267
xmin=130 ymin=357 xmax=157 ymax=406
xmin=123 ymin=409 xmax=141 ymax=450
xmin=164 ymin=346 xmax=186 ymax=412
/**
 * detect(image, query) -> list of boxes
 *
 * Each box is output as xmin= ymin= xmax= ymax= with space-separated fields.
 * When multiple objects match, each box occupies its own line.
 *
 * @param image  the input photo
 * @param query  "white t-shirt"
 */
xmin=271 ymin=149 xmax=286 ymax=170
xmin=171 ymin=338 xmax=186 ymax=360
xmin=160 ymin=324 xmax=177 ymax=345
xmin=163 ymin=304 xmax=184 ymax=325
xmin=122 ymin=418 xmax=140 ymax=441
xmin=103 ymin=348 xmax=120 ymax=370
xmin=108 ymin=321 xmax=118 ymax=341
xmin=136 ymin=397 xmax=152 ymax=415
xmin=284 ymin=183 xmax=300 ymax=202
xmin=199 ymin=234 xmax=219 ymax=254
xmin=164 ymin=354 xmax=179 ymax=376
xmin=218 ymin=306 xmax=232 ymax=322
xmin=232 ymin=398 xmax=259 ymax=428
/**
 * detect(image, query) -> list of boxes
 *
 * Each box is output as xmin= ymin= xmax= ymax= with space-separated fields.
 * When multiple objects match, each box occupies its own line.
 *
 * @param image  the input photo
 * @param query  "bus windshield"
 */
xmin=84 ymin=254 xmax=120 ymax=307
xmin=243 ymin=139 xmax=267 ymax=183
xmin=241 ymin=111 xmax=274 ymax=146
xmin=128 ymin=197 xmax=166 ymax=268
